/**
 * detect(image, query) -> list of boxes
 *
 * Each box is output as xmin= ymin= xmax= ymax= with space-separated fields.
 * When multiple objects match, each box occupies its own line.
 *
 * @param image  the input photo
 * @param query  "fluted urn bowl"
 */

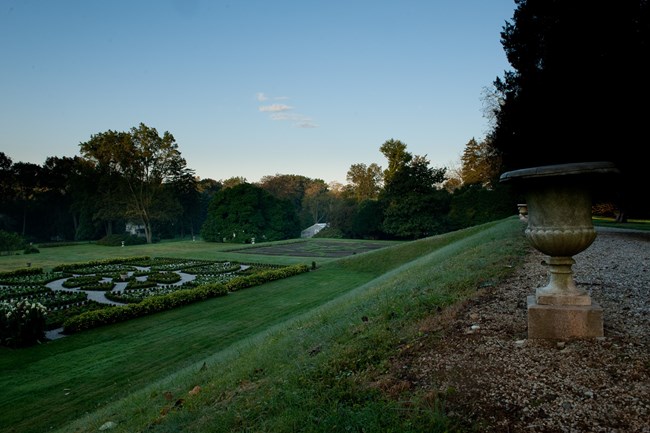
xmin=523 ymin=179 xmax=597 ymax=257
xmin=500 ymin=162 xmax=619 ymax=305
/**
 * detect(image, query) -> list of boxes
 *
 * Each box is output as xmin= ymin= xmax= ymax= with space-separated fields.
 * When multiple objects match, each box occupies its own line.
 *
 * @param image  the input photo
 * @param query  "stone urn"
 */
xmin=500 ymin=161 xmax=619 ymax=339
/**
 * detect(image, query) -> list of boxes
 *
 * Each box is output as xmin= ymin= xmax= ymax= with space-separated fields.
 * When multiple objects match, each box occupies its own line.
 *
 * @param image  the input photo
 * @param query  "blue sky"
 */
xmin=1 ymin=0 xmax=516 ymax=184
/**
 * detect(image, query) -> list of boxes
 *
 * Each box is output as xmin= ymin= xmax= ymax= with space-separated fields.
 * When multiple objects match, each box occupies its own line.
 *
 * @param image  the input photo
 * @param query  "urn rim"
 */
xmin=499 ymin=161 xmax=619 ymax=183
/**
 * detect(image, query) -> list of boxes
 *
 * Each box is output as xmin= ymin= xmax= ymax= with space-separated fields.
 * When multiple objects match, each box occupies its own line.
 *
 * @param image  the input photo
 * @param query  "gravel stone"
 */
xmin=406 ymin=227 xmax=649 ymax=432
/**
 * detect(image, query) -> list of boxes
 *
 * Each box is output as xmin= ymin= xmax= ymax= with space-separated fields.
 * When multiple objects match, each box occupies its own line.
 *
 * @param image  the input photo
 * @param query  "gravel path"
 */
xmin=400 ymin=227 xmax=649 ymax=432
xmin=44 ymin=270 xmax=197 ymax=340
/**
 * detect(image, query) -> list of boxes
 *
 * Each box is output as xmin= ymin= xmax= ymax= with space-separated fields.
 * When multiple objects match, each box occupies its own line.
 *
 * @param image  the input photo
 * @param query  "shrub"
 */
xmin=146 ymin=271 xmax=182 ymax=284
xmin=63 ymin=283 xmax=229 ymax=333
xmin=0 ymin=267 xmax=44 ymax=280
xmin=53 ymin=256 xmax=150 ymax=273
xmin=0 ymin=230 xmax=24 ymax=256
xmin=23 ymin=245 xmax=40 ymax=254
xmin=0 ymin=299 xmax=47 ymax=347
xmin=62 ymin=275 xmax=103 ymax=288
xmin=96 ymin=234 xmax=147 ymax=246
xmin=61 ymin=265 xmax=309 ymax=333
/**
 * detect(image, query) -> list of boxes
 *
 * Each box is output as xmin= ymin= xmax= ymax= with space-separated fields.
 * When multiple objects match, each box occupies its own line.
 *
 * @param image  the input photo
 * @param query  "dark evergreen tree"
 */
xmin=489 ymin=0 xmax=649 ymax=219
xmin=350 ymin=199 xmax=386 ymax=239
xmin=201 ymin=183 xmax=300 ymax=243
xmin=381 ymin=155 xmax=450 ymax=239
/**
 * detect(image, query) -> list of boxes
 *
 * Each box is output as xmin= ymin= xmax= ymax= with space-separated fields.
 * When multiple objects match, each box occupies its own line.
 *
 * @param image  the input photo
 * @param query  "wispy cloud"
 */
xmin=270 ymin=113 xmax=318 ymax=128
xmin=257 ymin=92 xmax=318 ymax=128
xmin=259 ymin=104 xmax=293 ymax=113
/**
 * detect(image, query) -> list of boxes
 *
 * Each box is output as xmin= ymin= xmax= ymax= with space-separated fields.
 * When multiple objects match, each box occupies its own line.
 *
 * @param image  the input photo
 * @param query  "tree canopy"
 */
xmin=488 ymin=0 xmax=649 ymax=217
xmin=346 ymin=163 xmax=383 ymax=202
xmin=460 ymin=138 xmax=501 ymax=188
xmin=201 ymin=183 xmax=300 ymax=243
xmin=79 ymin=123 xmax=194 ymax=243
xmin=381 ymin=154 xmax=449 ymax=239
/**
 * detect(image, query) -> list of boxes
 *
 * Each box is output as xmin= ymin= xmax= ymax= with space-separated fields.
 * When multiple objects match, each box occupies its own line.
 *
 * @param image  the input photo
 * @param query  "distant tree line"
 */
xmin=0 ymin=124 xmax=218 ymax=245
xmin=0 ymin=128 xmax=514 ymax=247
xmin=5 ymin=1 xmax=646 ymax=246
xmin=201 ymin=136 xmax=514 ymax=243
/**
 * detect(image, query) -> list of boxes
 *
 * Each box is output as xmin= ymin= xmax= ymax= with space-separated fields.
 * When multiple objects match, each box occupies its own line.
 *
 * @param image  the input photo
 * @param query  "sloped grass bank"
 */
xmin=49 ymin=218 xmax=527 ymax=433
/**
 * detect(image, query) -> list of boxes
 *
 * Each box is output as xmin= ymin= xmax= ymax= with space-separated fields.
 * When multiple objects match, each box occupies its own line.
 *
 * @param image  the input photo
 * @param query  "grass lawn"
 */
xmin=0 ymin=238 xmax=401 ymax=273
xmin=592 ymin=217 xmax=650 ymax=231
xmin=231 ymin=238 xmax=402 ymax=258
xmin=1 ymin=219 xmax=528 ymax=433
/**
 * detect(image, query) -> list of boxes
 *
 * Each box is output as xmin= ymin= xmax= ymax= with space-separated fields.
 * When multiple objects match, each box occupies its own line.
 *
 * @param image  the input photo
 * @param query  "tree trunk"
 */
xmin=21 ymin=205 xmax=27 ymax=236
xmin=143 ymin=221 xmax=153 ymax=244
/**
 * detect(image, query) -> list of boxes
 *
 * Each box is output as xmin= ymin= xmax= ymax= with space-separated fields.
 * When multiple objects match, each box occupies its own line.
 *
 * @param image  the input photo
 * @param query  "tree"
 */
xmin=346 ymin=163 xmax=383 ymax=202
xmin=0 ymin=152 xmax=12 ymax=200
xmin=0 ymin=230 xmax=23 ymax=255
xmin=301 ymin=181 xmax=330 ymax=226
xmin=201 ymin=183 xmax=300 ymax=243
xmin=167 ymin=172 xmax=199 ymax=238
xmin=488 ymin=0 xmax=650 ymax=219
xmin=379 ymin=139 xmax=412 ymax=185
xmin=381 ymin=153 xmax=450 ymax=239
xmin=68 ymin=157 xmax=113 ymax=240
xmin=460 ymin=137 xmax=502 ymax=188
xmin=350 ymin=199 xmax=386 ymax=239
xmin=196 ymin=178 xmax=222 ymax=237
xmin=0 ymin=153 xmax=15 ymax=231
xmin=448 ymin=183 xmax=514 ymax=230
xmin=11 ymin=162 xmax=42 ymax=237
xmin=222 ymin=176 xmax=247 ymax=189
xmin=40 ymin=156 xmax=80 ymax=240
xmin=79 ymin=123 xmax=192 ymax=243
xmin=258 ymin=174 xmax=329 ymax=228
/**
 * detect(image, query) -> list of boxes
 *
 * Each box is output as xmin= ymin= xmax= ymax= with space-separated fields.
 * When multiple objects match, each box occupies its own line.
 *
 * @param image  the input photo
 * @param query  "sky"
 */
xmin=1 ymin=0 xmax=516 ymax=185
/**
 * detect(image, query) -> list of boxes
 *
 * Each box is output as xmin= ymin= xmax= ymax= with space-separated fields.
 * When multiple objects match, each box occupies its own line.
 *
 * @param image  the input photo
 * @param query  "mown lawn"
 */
xmin=0 ymin=238 xmax=402 ymax=433
xmin=592 ymin=217 xmax=650 ymax=231
xmin=0 ymin=262 xmax=378 ymax=433
xmin=1 ymin=219 xmax=528 ymax=433
xmin=0 ymin=238 xmax=400 ymax=273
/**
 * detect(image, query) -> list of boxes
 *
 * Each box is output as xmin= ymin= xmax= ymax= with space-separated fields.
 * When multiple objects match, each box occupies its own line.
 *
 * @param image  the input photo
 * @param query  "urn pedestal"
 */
xmin=500 ymin=162 xmax=619 ymax=339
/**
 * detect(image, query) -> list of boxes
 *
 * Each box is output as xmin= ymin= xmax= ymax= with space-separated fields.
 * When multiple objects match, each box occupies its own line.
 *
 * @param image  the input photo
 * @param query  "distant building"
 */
xmin=125 ymin=222 xmax=146 ymax=237
xmin=301 ymin=223 xmax=328 ymax=238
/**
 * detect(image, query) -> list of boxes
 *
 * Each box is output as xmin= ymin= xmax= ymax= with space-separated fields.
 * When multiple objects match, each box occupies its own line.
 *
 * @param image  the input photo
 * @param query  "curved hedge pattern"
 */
xmin=62 ymin=264 xmax=310 ymax=334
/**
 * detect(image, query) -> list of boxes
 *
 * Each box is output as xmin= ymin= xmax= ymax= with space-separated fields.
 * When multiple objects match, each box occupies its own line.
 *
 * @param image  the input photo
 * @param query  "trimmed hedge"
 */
xmin=1 ymin=300 xmax=47 ymax=347
xmin=62 ymin=283 xmax=229 ymax=333
xmin=225 ymin=264 xmax=310 ymax=291
xmin=96 ymin=234 xmax=147 ymax=246
xmin=53 ymin=256 xmax=150 ymax=273
xmin=62 ymin=275 xmax=103 ymax=288
xmin=62 ymin=263 xmax=310 ymax=334
xmin=0 ymin=267 xmax=44 ymax=279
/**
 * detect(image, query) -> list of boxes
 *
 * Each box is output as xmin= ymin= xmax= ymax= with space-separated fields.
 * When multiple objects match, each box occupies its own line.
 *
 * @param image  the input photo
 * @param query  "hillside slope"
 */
xmin=50 ymin=218 xmax=527 ymax=433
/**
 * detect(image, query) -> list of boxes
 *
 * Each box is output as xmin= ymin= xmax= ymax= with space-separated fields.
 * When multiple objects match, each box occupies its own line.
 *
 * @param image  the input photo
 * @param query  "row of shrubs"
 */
xmin=96 ymin=234 xmax=148 ymax=246
xmin=62 ymin=264 xmax=310 ymax=334
xmin=52 ymin=256 xmax=150 ymax=273
xmin=0 ymin=267 xmax=45 ymax=279
xmin=0 ymin=300 xmax=48 ymax=348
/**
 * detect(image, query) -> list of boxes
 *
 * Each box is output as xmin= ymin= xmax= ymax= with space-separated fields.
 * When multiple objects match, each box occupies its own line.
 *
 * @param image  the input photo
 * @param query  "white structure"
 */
xmin=301 ymin=223 xmax=328 ymax=238
xmin=125 ymin=222 xmax=146 ymax=237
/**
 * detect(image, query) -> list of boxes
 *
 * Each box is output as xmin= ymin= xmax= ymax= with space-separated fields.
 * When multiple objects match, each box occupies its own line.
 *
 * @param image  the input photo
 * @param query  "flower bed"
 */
xmin=2 ymin=257 xmax=310 ymax=342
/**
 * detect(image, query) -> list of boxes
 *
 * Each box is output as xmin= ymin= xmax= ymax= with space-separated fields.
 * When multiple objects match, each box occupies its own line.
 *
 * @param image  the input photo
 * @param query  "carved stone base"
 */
xmin=527 ymin=295 xmax=603 ymax=339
